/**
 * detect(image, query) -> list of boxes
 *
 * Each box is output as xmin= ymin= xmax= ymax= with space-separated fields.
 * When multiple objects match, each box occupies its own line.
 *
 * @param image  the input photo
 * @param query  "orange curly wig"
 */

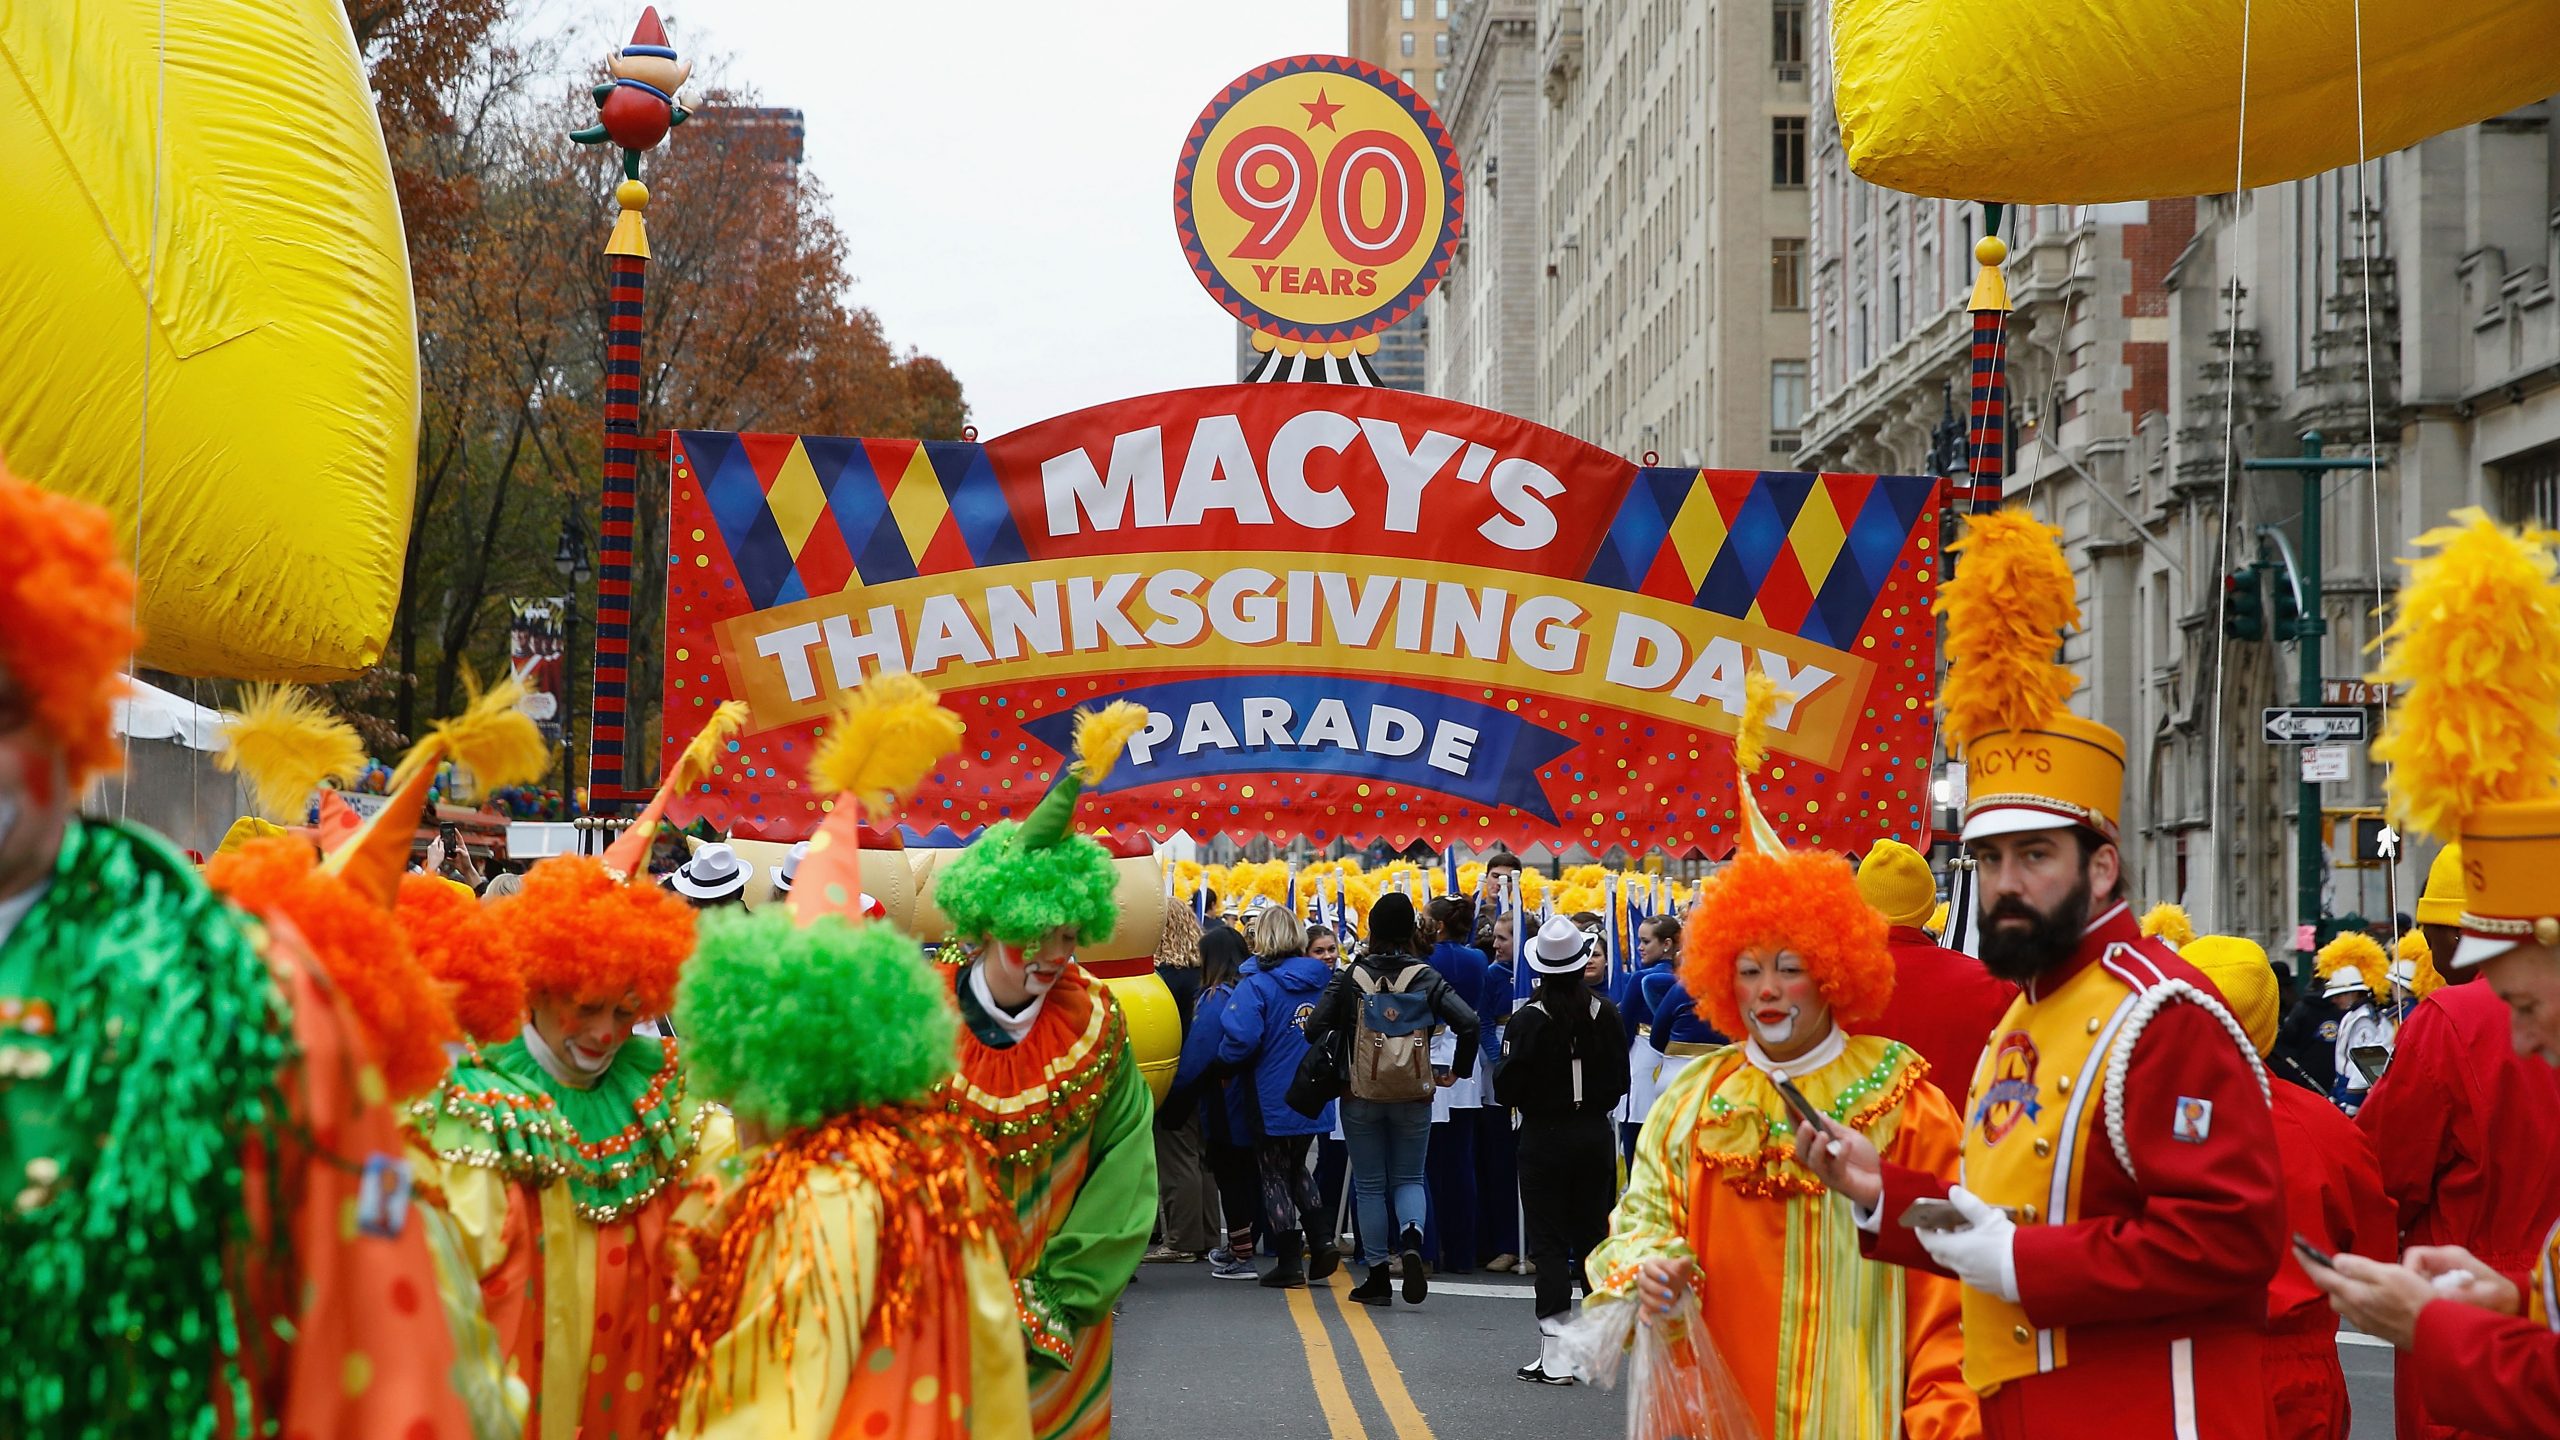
xmin=206 ymin=836 xmax=459 ymax=1099
xmin=0 ymin=462 xmax=139 ymax=784
xmin=1681 ymin=849 xmax=1894 ymax=1038
xmin=507 ymin=855 xmax=695 ymax=1015
xmin=398 ymin=872 xmax=528 ymax=1043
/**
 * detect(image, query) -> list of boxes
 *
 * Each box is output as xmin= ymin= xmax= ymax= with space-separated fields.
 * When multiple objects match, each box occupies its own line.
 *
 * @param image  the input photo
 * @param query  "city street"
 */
xmin=1117 ymin=1261 xmax=2401 ymax=1439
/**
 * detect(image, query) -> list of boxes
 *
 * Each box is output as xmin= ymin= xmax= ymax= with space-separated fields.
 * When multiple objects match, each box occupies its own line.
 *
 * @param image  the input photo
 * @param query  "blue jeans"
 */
xmin=1341 ymin=1097 xmax=1433 ymax=1266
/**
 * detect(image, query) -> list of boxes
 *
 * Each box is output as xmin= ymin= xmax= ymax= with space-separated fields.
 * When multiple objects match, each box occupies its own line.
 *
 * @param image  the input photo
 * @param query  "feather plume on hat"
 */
xmin=1935 ymin=509 xmax=2081 ymax=749
xmin=2369 ymin=509 xmax=2560 ymax=842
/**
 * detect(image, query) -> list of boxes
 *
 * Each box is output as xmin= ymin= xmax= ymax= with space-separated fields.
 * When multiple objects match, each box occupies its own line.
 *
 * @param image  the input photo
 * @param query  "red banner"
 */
xmin=661 ymin=384 xmax=1942 ymax=857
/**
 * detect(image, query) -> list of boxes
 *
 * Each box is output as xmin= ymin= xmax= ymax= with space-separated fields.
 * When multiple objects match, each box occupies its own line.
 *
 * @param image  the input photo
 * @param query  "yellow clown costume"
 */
xmin=1585 ymin=671 xmax=1977 ymax=1440
xmin=653 ymin=674 xmax=1029 ymax=1440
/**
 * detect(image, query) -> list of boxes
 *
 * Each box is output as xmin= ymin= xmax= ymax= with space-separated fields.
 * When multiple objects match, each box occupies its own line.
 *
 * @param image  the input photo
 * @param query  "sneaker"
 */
xmin=1398 ymin=1226 xmax=1428 ymax=1305
xmin=1209 ymin=1253 xmax=1259 ymax=1280
xmin=1484 ymin=1253 xmax=1520 ymax=1273
xmin=1143 ymin=1243 xmax=1202 ymax=1264
xmin=1515 ymin=1359 xmax=1576 ymax=1386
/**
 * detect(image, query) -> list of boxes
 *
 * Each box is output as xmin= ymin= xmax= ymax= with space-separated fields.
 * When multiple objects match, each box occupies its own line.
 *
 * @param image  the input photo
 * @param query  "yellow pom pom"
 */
xmin=2137 ymin=903 xmax=2195 ymax=950
xmin=2315 ymin=932 xmax=2390 ymax=997
xmin=1074 ymin=700 xmax=1152 ymax=786
xmin=673 ymin=700 xmax=752 ymax=791
xmin=2371 ymin=508 xmax=2560 ymax=842
xmin=217 ymin=685 xmax=365 ymax=822
xmin=2399 ymin=930 xmax=2447 ymax=998
xmin=1935 ymin=510 xmax=2081 ymax=749
xmin=424 ymin=672 xmax=551 ymax=794
xmin=811 ymin=673 xmax=964 ymax=812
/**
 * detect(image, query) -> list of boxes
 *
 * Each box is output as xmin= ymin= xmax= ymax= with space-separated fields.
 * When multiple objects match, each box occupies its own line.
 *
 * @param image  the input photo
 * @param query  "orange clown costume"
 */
xmin=1855 ymin=510 xmax=2283 ymax=1440
xmin=931 ymin=703 xmax=1159 ymax=1440
xmin=0 ymin=467 xmax=474 ymax=1439
xmin=410 ymin=707 xmax=744 ymax=1440
xmin=1584 ymin=671 xmax=1976 ymax=1440
xmin=653 ymin=674 xmax=1029 ymax=1439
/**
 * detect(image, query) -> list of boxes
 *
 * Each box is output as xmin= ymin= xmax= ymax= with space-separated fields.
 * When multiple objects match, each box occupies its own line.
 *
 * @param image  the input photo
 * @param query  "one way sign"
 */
xmin=2263 ymin=706 xmax=2368 ymax=743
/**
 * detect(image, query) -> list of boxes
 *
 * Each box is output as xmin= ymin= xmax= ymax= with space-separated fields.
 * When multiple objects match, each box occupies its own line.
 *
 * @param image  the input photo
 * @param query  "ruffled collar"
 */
xmin=1744 ymin=1024 xmax=1847 ymax=1077
xmin=1695 ymin=1032 xmax=1926 ymax=1198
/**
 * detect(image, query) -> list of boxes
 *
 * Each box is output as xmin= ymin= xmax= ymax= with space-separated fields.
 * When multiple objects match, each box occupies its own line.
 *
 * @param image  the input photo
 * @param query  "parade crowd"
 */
xmin=10 ymin=462 xmax=2560 ymax=1440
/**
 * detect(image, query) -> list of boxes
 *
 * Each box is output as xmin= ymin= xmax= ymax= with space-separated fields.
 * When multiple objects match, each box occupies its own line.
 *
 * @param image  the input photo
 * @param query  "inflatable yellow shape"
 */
xmin=1834 ymin=0 xmax=2560 ymax=202
xmin=0 ymin=0 xmax=415 ymax=678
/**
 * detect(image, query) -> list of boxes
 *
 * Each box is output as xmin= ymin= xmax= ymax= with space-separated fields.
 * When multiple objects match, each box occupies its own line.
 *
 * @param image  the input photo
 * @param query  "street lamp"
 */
xmin=553 ymin=516 xmax=593 ymax=821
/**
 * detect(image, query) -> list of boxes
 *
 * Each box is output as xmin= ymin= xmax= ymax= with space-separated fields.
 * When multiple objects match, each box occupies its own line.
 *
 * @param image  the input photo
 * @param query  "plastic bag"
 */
xmin=1553 ymin=1293 xmax=1762 ymax=1440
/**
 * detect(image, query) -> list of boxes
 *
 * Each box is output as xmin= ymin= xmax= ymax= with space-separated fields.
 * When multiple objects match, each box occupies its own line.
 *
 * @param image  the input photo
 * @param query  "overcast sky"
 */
xmin=634 ymin=1 xmax=1350 ymax=438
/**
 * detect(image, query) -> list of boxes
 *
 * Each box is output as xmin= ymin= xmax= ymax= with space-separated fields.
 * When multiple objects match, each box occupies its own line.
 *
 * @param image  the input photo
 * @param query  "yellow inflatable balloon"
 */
xmin=1834 ymin=0 xmax=2560 ymax=202
xmin=0 ymin=0 xmax=415 ymax=678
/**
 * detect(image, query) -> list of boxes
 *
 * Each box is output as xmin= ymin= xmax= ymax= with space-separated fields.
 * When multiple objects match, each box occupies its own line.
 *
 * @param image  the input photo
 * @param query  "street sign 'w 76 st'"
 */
xmin=2263 ymin=707 xmax=2368 ymax=743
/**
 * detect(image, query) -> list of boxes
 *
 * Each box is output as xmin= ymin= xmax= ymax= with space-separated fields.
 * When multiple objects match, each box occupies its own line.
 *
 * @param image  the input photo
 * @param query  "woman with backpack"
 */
xmin=1305 ymin=892 xmax=1481 ymax=1307
xmin=1216 ymin=907 xmax=1343 ymax=1288
xmin=1493 ymin=914 xmax=1633 ymax=1383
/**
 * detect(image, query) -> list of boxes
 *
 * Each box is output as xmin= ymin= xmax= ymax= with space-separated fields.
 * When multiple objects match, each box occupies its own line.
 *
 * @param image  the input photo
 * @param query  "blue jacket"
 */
xmin=1429 ymin=941 xmax=1491 ymax=1047
xmin=1218 ymin=954 xmax=1337 ymax=1138
xmin=1168 ymin=981 xmax=1255 ymax=1144
xmin=1479 ymin=960 xmax=1518 ymax=1072
xmin=1645 ymin=975 xmax=1731 ymax=1053
xmin=1612 ymin=960 xmax=1676 ymax=1046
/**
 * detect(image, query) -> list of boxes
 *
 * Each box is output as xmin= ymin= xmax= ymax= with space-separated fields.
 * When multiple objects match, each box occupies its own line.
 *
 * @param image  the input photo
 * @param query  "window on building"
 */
xmin=1772 ymin=360 xmax=1809 ymax=442
xmin=1401 ymin=0 xmax=1415 ymax=17
xmin=1771 ymin=116 xmax=1807 ymax=188
xmin=1402 ymin=31 xmax=1416 ymax=56
xmin=1435 ymin=31 xmax=1450 ymax=58
xmin=1402 ymin=67 xmax=1417 ymax=85
xmin=1770 ymin=238 xmax=1806 ymax=310
xmin=2502 ymin=442 xmax=2560 ymax=527
xmin=1773 ymin=0 xmax=1806 ymax=67
xmin=1436 ymin=0 xmax=1450 ymax=14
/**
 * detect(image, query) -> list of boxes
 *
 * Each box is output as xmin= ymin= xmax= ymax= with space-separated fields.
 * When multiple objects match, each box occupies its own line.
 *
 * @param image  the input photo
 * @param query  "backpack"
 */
xmin=1347 ymin=962 xmax=1437 ymax=1103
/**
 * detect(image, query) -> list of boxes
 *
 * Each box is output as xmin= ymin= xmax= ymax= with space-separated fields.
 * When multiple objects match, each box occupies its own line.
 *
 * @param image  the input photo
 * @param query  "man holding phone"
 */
xmin=1800 ymin=510 xmax=2283 ymax=1440
xmin=2304 ymin=510 xmax=2560 ymax=1439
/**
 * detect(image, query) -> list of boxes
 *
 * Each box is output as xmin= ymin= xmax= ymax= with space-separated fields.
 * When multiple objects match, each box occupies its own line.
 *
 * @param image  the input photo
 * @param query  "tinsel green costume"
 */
xmin=935 ymin=703 xmax=1158 ymax=1440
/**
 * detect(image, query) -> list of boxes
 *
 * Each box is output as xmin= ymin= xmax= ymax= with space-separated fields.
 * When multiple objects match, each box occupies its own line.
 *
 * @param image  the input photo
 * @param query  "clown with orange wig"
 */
xmin=1583 ymin=671 xmax=1976 ymax=1440
xmin=411 ymin=705 xmax=746 ymax=1440
xmin=0 ymin=465 xmax=480 ymax=1439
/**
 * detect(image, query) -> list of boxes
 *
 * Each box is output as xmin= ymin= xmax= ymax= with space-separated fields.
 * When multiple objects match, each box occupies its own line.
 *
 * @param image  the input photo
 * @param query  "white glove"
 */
xmin=1915 ymin=1186 xmax=2021 ymax=1303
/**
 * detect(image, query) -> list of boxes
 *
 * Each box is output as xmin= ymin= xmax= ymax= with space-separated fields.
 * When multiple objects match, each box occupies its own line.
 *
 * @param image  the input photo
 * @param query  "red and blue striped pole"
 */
xmin=1962 ymin=208 xmax=2013 ymax=514
xmin=589 ymin=185 xmax=651 ymax=809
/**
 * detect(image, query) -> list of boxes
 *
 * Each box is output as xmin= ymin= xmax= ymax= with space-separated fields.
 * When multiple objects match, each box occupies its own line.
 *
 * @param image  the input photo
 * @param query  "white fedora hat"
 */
xmin=1526 ymin=913 xmax=1595 ymax=975
xmin=672 ymin=842 xmax=753 ymax=901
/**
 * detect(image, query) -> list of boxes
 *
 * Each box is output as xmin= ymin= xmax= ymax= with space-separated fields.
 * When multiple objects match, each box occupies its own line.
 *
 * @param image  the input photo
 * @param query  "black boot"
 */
xmin=1260 ymin=1231 xmax=1307 ymax=1289
xmin=1349 ymin=1263 xmax=1393 ymax=1306
xmin=1399 ymin=1225 xmax=1429 ymax=1304
xmin=1308 ymin=1233 xmax=1343 ymax=1283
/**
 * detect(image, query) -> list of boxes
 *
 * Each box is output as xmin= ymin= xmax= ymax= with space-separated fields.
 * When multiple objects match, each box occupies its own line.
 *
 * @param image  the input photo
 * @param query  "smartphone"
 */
xmin=1770 ymin=1072 xmax=1829 ymax=1136
xmin=2291 ymin=1233 xmax=2337 ymax=1270
xmin=1899 ymin=1197 xmax=2027 ymax=1230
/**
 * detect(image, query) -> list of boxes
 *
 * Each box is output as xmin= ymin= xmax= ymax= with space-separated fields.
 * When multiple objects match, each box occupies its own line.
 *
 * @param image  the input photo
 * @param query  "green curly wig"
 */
xmin=675 ymin=908 xmax=959 ymax=1131
xmin=932 ymin=819 xmax=1120 ymax=947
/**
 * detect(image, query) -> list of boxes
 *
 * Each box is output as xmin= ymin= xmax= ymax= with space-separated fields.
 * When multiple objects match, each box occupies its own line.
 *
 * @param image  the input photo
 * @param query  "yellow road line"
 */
xmin=1286 ymin=1278 xmax=1370 ymax=1439
xmin=1327 ymin=1271 xmax=1438 ymax=1440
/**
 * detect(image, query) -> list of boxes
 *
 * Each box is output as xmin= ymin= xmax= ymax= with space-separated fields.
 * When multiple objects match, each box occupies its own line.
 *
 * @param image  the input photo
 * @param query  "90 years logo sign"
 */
xmin=1173 ymin=55 xmax=1464 ymax=349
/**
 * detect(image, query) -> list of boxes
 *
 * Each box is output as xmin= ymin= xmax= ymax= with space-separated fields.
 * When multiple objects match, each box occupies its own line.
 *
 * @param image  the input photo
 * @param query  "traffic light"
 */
xmin=2223 ymin=570 xmax=2264 ymax=641
xmin=2268 ymin=567 xmax=2301 ymax=639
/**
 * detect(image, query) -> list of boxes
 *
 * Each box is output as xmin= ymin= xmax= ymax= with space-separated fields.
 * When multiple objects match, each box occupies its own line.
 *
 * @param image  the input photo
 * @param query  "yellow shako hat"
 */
xmin=2369 ymin=509 xmax=2560 ymax=968
xmin=1936 ymin=510 xmax=2125 ymax=843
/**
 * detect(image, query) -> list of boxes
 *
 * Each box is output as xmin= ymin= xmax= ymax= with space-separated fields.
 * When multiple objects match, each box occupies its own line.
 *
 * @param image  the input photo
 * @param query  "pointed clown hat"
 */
xmin=932 ymin=700 xmax=1149 ymax=946
xmin=1680 ymin=659 xmax=1893 ymax=1035
xmin=2369 ymin=508 xmax=2560 ymax=967
xmin=786 ymin=672 xmax=964 ymax=928
xmin=600 ymin=700 xmax=750 ymax=884
xmin=317 ymin=674 xmax=550 ymax=908
xmin=1936 ymin=509 xmax=2124 ymax=843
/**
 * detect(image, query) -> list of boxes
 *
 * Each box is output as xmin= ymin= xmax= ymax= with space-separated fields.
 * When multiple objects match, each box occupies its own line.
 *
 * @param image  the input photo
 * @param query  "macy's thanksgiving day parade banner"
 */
xmin=660 ymin=384 xmax=1943 ymax=856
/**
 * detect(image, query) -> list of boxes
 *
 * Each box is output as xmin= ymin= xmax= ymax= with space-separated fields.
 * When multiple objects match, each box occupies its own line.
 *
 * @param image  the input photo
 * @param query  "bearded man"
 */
xmin=1801 ymin=509 xmax=2283 ymax=1440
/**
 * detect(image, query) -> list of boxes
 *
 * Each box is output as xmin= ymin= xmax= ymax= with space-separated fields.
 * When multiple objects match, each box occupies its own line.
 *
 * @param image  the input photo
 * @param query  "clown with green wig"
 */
xmin=933 ymin=701 xmax=1159 ymax=1440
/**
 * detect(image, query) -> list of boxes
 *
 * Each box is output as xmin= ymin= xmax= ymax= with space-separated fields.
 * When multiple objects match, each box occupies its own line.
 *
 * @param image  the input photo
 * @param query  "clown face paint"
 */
xmin=1733 ymin=948 xmax=1835 ymax=1064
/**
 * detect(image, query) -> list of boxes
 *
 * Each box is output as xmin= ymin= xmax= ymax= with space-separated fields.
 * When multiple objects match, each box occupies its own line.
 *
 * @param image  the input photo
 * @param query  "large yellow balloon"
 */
xmin=0 ymin=0 xmax=415 ymax=678
xmin=1834 ymin=0 xmax=2560 ymax=202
